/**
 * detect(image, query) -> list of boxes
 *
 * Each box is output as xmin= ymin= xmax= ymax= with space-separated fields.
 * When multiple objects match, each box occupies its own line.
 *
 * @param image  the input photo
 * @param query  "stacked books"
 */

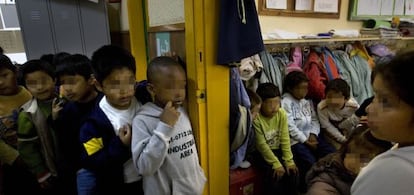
xmin=399 ymin=21 xmax=414 ymax=37
xmin=360 ymin=27 xmax=399 ymax=38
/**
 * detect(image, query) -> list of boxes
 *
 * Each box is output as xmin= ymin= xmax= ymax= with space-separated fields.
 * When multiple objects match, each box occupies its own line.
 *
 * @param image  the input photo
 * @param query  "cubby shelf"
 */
xmin=263 ymin=36 xmax=414 ymax=44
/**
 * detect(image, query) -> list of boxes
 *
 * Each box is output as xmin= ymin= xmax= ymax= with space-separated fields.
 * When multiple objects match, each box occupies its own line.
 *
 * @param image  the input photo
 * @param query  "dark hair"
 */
xmin=135 ymin=80 xmax=152 ymax=104
xmin=246 ymin=88 xmax=262 ymax=108
xmin=325 ymin=78 xmax=351 ymax=99
xmin=91 ymin=45 xmax=136 ymax=84
xmin=52 ymin=52 xmax=71 ymax=66
xmin=40 ymin=54 xmax=55 ymax=65
xmin=256 ymin=83 xmax=280 ymax=101
xmin=56 ymin=54 xmax=93 ymax=81
xmin=21 ymin=60 xmax=55 ymax=86
xmin=0 ymin=54 xmax=16 ymax=72
xmin=339 ymin=125 xmax=392 ymax=159
xmin=147 ymin=56 xmax=184 ymax=83
xmin=374 ymin=50 xmax=414 ymax=107
xmin=283 ymin=71 xmax=309 ymax=94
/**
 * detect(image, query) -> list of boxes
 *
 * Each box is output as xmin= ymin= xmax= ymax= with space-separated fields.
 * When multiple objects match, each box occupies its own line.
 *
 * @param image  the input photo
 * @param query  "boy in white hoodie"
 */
xmin=132 ymin=56 xmax=206 ymax=195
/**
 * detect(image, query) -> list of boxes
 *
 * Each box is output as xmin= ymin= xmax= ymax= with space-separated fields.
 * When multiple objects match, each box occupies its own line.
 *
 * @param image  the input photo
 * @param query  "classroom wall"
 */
xmin=119 ymin=0 xmax=363 ymax=36
xmin=258 ymin=0 xmax=363 ymax=35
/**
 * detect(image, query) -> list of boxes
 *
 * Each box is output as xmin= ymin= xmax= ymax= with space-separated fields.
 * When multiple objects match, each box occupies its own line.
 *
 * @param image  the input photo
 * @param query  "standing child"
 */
xmin=79 ymin=45 xmax=142 ymax=194
xmin=132 ymin=56 xmax=206 ymax=195
xmin=0 ymin=54 xmax=39 ymax=194
xmin=17 ymin=60 xmax=59 ymax=193
xmin=253 ymin=83 xmax=299 ymax=195
xmin=52 ymin=54 xmax=101 ymax=195
xmin=281 ymin=71 xmax=335 ymax=192
xmin=351 ymin=50 xmax=414 ymax=195
xmin=317 ymin=78 xmax=360 ymax=149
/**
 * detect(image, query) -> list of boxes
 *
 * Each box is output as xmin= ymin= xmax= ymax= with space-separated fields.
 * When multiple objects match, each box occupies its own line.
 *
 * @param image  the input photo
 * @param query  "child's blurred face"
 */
xmin=291 ymin=81 xmax=308 ymax=100
xmin=100 ymin=67 xmax=135 ymax=110
xmin=0 ymin=68 xmax=18 ymax=96
xmin=367 ymin=75 xmax=414 ymax=146
xmin=25 ymin=71 xmax=55 ymax=101
xmin=260 ymin=97 xmax=281 ymax=117
xmin=251 ymin=104 xmax=261 ymax=121
xmin=344 ymin=152 xmax=374 ymax=175
xmin=343 ymin=138 xmax=380 ymax=174
xmin=150 ymin=66 xmax=186 ymax=108
xmin=325 ymin=90 xmax=346 ymax=110
xmin=59 ymin=74 xmax=95 ymax=102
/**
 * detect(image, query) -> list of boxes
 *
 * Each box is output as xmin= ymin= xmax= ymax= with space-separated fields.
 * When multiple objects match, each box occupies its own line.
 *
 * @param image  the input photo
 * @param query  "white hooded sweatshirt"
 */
xmin=131 ymin=102 xmax=206 ymax=195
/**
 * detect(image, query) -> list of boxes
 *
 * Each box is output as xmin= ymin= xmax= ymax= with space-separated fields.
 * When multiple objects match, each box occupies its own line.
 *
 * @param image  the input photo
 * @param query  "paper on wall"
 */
xmin=295 ymin=0 xmax=312 ymax=11
xmin=395 ymin=0 xmax=405 ymax=15
xmin=314 ymin=0 xmax=338 ymax=13
xmin=266 ymin=0 xmax=287 ymax=9
xmin=357 ymin=0 xmax=381 ymax=15
xmin=380 ymin=0 xmax=393 ymax=15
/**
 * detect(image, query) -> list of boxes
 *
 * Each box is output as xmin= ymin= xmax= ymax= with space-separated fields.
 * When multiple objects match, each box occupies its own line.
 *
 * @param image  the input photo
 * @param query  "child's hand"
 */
xmin=273 ymin=166 xmax=286 ymax=181
xmin=118 ymin=124 xmax=132 ymax=146
xmin=286 ymin=164 xmax=299 ymax=176
xmin=160 ymin=101 xmax=180 ymax=127
xmin=305 ymin=141 xmax=318 ymax=150
xmin=52 ymin=98 xmax=64 ymax=120
xmin=308 ymin=133 xmax=318 ymax=144
xmin=306 ymin=133 xmax=318 ymax=150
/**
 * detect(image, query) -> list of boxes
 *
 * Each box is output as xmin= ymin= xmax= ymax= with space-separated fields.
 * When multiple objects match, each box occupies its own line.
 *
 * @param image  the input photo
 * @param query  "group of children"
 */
xmin=0 ymin=46 xmax=205 ymax=195
xmin=1 ymin=43 xmax=413 ymax=195
xmin=246 ymin=68 xmax=394 ymax=194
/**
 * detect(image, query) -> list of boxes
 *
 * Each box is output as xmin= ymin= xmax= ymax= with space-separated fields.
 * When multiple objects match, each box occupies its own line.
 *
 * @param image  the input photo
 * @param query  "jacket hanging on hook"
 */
xmin=217 ymin=0 xmax=264 ymax=65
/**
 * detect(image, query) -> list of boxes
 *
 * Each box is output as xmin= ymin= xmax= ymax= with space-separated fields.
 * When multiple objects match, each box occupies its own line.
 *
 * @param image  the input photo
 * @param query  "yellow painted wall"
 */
xmin=258 ymin=0 xmax=363 ymax=35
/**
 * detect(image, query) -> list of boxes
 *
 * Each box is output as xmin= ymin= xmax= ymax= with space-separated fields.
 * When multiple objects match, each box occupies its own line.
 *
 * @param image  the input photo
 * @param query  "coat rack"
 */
xmin=264 ymin=37 xmax=414 ymax=53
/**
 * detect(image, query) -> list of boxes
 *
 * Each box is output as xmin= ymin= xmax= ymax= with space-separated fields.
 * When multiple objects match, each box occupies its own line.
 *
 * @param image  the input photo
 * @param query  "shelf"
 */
xmin=263 ymin=36 xmax=414 ymax=44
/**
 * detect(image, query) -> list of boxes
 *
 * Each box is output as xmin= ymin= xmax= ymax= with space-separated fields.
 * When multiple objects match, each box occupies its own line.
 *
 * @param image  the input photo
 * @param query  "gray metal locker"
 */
xmin=15 ymin=0 xmax=110 ymax=60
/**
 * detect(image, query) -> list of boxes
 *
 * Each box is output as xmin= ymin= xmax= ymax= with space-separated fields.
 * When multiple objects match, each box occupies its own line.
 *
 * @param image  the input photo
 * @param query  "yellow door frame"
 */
xmin=128 ymin=0 xmax=229 ymax=194
xmin=127 ymin=0 xmax=148 ymax=81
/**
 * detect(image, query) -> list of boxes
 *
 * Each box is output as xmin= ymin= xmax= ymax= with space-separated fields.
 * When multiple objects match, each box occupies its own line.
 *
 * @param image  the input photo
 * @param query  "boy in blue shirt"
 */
xmin=52 ymin=54 xmax=101 ymax=195
xmin=79 ymin=45 xmax=142 ymax=194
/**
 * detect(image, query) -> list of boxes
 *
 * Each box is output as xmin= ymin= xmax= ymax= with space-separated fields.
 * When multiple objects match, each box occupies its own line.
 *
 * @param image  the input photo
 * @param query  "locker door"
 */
xmin=15 ymin=0 xmax=55 ymax=59
xmin=79 ymin=0 xmax=110 ymax=58
xmin=49 ymin=0 xmax=83 ymax=54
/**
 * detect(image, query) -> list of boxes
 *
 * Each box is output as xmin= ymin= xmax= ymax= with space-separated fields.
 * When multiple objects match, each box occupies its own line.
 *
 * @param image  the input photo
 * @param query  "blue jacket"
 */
xmin=79 ymin=105 xmax=131 ymax=193
xmin=52 ymin=93 xmax=103 ymax=192
xmin=217 ymin=0 xmax=264 ymax=64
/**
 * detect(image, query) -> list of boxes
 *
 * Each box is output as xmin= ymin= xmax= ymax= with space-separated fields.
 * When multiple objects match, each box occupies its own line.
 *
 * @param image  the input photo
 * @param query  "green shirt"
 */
xmin=17 ymin=98 xmax=57 ymax=178
xmin=253 ymin=108 xmax=295 ymax=169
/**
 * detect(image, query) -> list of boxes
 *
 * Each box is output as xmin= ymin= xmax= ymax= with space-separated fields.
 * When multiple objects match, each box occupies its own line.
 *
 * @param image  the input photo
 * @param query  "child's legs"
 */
xmin=316 ymin=134 xmax=336 ymax=158
xmin=121 ymin=180 xmax=144 ymax=195
xmin=272 ymin=172 xmax=299 ymax=195
xmin=291 ymin=143 xmax=316 ymax=192
xmin=322 ymin=129 xmax=342 ymax=150
xmin=77 ymin=168 xmax=98 ymax=195
xmin=271 ymin=150 xmax=299 ymax=195
xmin=3 ymin=163 xmax=40 ymax=194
